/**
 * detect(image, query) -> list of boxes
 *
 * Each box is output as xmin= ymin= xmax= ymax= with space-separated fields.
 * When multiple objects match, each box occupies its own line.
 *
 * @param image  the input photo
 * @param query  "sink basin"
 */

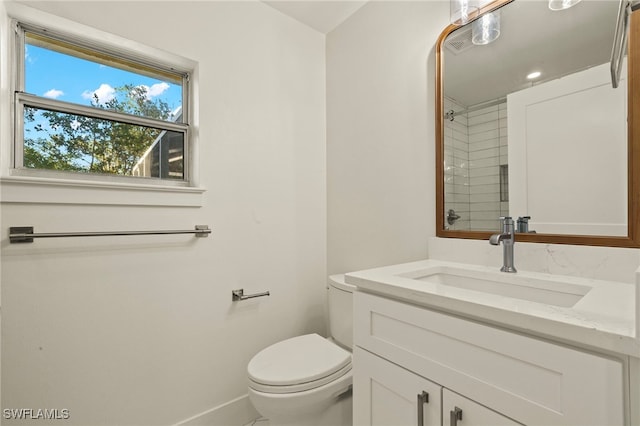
xmin=402 ymin=266 xmax=592 ymax=307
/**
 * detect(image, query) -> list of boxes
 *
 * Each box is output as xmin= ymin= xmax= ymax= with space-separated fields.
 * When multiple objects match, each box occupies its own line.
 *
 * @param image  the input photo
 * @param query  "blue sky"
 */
xmin=25 ymin=44 xmax=183 ymax=119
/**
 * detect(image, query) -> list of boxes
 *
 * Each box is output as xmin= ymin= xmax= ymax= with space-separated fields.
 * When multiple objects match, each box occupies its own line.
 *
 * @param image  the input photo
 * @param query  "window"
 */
xmin=14 ymin=24 xmax=190 ymax=183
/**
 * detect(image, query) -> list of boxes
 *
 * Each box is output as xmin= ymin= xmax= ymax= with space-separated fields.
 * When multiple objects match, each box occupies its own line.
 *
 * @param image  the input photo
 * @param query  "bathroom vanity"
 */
xmin=348 ymin=0 xmax=640 ymax=423
xmin=346 ymin=258 xmax=639 ymax=426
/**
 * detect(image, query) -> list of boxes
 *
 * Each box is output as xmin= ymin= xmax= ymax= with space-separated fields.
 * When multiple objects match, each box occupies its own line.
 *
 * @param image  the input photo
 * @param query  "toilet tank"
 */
xmin=328 ymin=274 xmax=356 ymax=349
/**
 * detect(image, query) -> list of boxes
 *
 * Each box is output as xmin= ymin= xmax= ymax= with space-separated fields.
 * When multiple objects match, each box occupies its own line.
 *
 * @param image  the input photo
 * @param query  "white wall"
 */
xmin=326 ymin=0 xmax=449 ymax=275
xmin=1 ymin=1 xmax=326 ymax=425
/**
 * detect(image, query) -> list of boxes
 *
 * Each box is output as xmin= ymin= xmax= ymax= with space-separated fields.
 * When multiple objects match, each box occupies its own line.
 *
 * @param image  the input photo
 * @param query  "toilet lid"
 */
xmin=248 ymin=334 xmax=351 ymax=389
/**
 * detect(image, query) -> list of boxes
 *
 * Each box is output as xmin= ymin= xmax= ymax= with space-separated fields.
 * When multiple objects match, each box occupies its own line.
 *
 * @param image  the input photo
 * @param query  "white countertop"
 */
xmin=345 ymin=259 xmax=640 ymax=357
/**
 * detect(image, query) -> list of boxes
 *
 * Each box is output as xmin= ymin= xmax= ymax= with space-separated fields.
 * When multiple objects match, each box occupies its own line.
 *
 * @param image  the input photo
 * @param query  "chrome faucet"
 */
xmin=489 ymin=216 xmax=517 ymax=273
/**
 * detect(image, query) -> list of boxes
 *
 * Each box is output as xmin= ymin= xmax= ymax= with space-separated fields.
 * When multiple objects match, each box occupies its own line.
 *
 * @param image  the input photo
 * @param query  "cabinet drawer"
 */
xmin=354 ymin=291 xmax=624 ymax=426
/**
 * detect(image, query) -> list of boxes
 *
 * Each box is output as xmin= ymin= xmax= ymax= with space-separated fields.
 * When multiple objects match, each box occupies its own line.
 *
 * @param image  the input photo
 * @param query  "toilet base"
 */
xmin=260 ymin=389 xmax=352 ymax=426
xmin=249 ymin=374 xmax=352 ymax=426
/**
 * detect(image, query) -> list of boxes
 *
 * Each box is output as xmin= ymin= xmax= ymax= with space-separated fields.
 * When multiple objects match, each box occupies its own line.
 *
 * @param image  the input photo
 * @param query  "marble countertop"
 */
xmin=345 ymin=259 xmax=640 ymax=357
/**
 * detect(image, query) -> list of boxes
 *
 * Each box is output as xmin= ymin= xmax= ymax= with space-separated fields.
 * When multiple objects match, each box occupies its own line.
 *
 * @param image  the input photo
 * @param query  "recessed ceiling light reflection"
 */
xmin=527 ymin=71 xmax=542 ymax=80
xmin=549 ymin=0 xmax=582 ymax=11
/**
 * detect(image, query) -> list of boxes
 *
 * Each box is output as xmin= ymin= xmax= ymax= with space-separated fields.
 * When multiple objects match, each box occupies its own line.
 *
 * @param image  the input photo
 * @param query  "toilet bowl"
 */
xmin=247 ymin=275 xmax=355 ymax=426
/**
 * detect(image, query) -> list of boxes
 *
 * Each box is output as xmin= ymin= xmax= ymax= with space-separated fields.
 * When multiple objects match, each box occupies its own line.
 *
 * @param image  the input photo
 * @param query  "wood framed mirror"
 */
xmin=436 ymin=0 xmax=640 ymax=247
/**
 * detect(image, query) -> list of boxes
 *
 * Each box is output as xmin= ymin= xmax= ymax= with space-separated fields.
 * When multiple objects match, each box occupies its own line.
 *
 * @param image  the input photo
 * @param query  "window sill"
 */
xmin=0 ymin=174 xmax=205 ymax=207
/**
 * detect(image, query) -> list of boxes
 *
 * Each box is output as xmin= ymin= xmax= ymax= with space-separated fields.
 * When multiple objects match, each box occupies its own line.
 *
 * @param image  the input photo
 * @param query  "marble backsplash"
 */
xmin=428 ymin=237 xmax=640 ymax=284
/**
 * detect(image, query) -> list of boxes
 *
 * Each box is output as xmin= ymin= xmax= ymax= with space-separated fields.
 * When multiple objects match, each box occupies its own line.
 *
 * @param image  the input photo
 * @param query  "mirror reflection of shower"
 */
xmin=443 ymin=96 xmax=509 ymax=232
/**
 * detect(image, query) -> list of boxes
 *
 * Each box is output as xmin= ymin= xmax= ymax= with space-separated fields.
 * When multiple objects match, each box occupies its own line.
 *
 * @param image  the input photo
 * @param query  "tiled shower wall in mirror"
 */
xmin=443 ymin=97 xmax=509 ymax=231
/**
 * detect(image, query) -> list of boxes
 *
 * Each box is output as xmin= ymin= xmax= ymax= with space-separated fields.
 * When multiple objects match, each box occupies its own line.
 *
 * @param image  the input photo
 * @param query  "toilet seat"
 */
xmin=248 ymin=333 xmax=352 ymax=394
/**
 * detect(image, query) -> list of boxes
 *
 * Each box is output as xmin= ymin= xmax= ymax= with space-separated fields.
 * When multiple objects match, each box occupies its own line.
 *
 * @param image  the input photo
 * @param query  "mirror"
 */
xmin=436 ymin=0 xmax=640 ymax=247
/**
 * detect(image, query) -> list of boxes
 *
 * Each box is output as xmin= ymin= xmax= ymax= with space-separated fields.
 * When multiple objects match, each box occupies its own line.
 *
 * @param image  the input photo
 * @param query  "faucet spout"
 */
xmin=489 ymin=217 xmax=517 ymax=273
xmin=489 ymin=233 xmax=506 ymax=245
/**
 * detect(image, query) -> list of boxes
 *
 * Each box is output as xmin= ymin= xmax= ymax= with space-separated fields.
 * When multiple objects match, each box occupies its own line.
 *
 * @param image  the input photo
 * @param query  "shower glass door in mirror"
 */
xmin=441 ymin=0 xmax=626 ymax=236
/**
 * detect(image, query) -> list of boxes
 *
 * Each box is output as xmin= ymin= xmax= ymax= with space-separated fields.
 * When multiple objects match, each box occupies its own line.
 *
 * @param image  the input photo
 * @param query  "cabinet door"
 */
xmin=443 ymin=389 xmax=522 ymax=426
xmin=353 ymin=346 xmax=441 ymax=426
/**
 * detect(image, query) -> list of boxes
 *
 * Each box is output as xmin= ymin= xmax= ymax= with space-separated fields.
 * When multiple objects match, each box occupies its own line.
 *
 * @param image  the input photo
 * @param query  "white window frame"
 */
xmin=0 ymin=3 xmax=203 ymax=207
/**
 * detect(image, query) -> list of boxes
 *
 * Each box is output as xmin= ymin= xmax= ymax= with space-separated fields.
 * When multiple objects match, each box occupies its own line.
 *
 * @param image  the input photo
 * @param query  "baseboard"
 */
xmin=175 ymin=394 xmax=260 ymax=426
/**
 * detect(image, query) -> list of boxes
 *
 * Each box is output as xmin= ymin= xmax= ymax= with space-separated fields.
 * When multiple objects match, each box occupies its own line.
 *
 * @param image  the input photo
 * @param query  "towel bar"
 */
xmin=9 ymin=225 xmax=211 ymax=244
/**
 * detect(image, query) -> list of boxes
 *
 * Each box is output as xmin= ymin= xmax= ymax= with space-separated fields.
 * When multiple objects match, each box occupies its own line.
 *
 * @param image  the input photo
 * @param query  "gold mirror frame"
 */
xmin=435 ymin=0 xmax=640 ymax=247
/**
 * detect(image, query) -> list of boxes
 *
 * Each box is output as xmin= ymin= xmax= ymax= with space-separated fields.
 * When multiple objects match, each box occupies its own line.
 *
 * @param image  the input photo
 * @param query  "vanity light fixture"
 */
xmin=548 ymin=0 xmax=583 ymax=11
xmin=450 ymin=0 xmax=479 ymax=25
xmin=472 ymin=10 xmax=501 ymax=45
xmin=527 ymin=71 xmax=542 ymax=79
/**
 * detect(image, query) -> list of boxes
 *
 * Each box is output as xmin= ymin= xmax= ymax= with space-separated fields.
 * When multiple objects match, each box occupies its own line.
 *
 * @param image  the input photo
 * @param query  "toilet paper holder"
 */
xmin=232 ymin=288 xmax=270 ymax=301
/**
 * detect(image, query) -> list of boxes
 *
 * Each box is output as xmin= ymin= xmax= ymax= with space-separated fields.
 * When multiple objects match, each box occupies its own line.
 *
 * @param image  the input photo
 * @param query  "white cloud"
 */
xmin=25 ymin=46 xmax=33 ymax=64
xmin=82 ymin=83 xmax=116 ymax=104
xmin=148 ymin=82 xmax=170 ymax=97
xmin=43 ymin=89 xmax=64 ymax=99
xmin=136 ymin=82 xmax=170 ymax=100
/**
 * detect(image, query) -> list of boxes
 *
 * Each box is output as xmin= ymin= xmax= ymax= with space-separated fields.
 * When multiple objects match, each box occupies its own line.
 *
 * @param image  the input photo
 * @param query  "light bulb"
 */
xmin=472 ymin=11 xmax=501 ymax=45
xmin=451 ymin=0 xmax=479 ymax=25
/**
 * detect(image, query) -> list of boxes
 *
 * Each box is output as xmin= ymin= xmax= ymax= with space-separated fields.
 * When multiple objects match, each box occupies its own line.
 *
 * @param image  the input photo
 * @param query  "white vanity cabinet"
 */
xmin=354 ymin=347 xmax=521 ymax=426
xmin=353 ymin=291 xmax=626 ymax=426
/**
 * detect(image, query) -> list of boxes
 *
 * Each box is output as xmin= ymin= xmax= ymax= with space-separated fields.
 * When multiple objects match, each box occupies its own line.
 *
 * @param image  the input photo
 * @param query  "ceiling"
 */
xmin=444 ymin=0 xmax=619 ymax=107
xmin=262 ymin=0 xmax=368 ymax=34
xmin=261 ymin=0 xmax=619 ymax=106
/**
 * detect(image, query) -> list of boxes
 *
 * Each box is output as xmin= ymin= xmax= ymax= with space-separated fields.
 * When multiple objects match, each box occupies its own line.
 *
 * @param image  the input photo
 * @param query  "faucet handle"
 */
xmin=517 ymin=216 xmax=534 ymax=233
xmin=498 ymin=216 xmax=514 ymax=233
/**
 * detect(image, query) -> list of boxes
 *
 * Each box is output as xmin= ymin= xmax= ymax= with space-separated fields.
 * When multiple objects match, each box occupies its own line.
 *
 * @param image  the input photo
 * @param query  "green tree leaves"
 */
xmin=24 ymin=84 xmax=173 ymax=176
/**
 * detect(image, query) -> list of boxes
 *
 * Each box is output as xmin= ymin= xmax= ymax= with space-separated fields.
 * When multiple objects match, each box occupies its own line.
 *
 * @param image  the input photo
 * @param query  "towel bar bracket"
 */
xmin=194 ymin=225 xmax=209 ymax=237
xmin=9 ymin=226 xmax=34 ymax=243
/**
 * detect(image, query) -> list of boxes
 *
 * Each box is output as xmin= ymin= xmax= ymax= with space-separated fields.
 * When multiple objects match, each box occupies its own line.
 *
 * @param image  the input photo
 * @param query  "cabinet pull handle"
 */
xmin=417 ymin=391 xmax=429 ymax=425
xmin=450 ymin=406 xmax=463 ymax=426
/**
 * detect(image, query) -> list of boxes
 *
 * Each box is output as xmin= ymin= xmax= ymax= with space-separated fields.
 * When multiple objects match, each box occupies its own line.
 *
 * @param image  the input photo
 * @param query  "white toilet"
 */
xmin=247 ymin=274 xmax=355 ymax=426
